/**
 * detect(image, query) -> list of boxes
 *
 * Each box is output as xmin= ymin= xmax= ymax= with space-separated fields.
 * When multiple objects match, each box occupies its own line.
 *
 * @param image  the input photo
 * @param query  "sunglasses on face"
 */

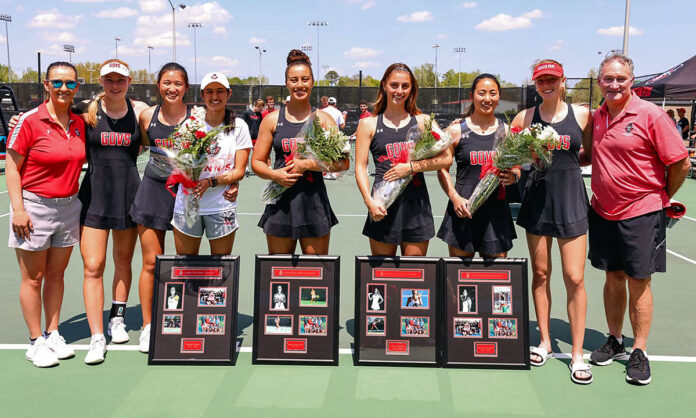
xmin=48 ymin=79 xmax=78 ymax=89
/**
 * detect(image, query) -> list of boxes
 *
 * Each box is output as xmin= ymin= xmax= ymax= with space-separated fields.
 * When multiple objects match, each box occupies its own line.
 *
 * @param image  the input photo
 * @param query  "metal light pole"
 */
xmin=622 ymin=0 xmax=631 ymax=55
xmin=432 ymin=44 xmax=439 ymax=88
xmin=63 ymin=44 xmax=75 ymax=63
xmin=308 ymin=20 xmax=327 ymax=97
xmin=453 ymin=47 xmax=466 ymax=112
xmin=147 ymin=46 xmax=154 ymax=75
xmin=254 ymin=46 xmax=266 ymax=86
xmin=188 ymin=23 xmax=201 ymax=83
xmin=167 ymin=1 xmax=187 ymax=61
xmin=114 ymin=37 xmax=121 ymax=58
xmin=0 ymin=14 xmax=11 ymax=83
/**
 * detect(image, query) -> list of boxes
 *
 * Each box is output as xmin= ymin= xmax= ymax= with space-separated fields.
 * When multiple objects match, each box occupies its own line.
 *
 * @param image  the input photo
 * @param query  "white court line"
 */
xmin=0 ymin=191 xmax=7 ymax=195
xmin=238 ymin=212 xmax=445 ymax=219
xmin=667 ymin=249 xmax=696 ymax=265
xmin=0 ymin=344 xmax=694 ymax=362
xmin=0 ymin=212 xmax=8 ymax=218
xmin=684 ymin=216 xmax=696 ymax=222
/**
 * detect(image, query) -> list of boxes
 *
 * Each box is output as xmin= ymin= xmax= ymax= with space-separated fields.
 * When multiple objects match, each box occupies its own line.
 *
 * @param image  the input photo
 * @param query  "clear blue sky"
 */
xmin=1 ymin=0 xmax=692 ymax=85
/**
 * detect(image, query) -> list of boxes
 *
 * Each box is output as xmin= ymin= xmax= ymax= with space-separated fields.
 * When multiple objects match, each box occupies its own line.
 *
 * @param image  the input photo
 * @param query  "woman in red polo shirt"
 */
xmin=6 ymin=61 xmax=86 ymax=368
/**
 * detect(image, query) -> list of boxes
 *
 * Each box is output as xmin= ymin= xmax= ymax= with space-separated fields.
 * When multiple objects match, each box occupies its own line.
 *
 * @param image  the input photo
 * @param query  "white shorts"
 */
xmin=171 ymin=209 xmax=239 ymax=239
xmin=8 ymin=190 xmax=81 ymax=251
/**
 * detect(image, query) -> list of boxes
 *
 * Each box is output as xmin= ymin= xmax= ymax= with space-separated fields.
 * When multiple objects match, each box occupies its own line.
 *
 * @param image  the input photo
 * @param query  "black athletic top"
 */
xmin=532 ymin=104 xmax=582 ymax=171
xmin=83 ymin=99 xmax=141 ymax=166
xmin=144 ymin=105 xmax=190 ymax=179
xmin=242 ymin=108 xmax=263 ymax=140
xmin=370 ymin=115 xmax=425 ymax=187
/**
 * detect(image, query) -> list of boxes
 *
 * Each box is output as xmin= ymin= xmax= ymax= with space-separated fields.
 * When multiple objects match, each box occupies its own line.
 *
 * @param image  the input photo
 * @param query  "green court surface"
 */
xmin=1 ymin=167 xmax=695 ymax=417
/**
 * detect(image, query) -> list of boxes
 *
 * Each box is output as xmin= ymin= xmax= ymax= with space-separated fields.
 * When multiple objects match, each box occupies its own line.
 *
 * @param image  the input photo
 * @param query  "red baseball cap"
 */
xmin=532 ymin=62 xmax=564 ymax=80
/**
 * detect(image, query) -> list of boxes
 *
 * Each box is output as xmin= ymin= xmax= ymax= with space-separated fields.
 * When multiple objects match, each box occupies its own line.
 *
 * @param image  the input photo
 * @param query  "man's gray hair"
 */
xmin=598 ymin=53 xmax=635 ymax=78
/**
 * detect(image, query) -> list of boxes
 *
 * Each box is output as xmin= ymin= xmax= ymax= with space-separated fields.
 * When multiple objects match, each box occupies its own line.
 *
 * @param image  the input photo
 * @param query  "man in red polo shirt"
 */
xmin=587 ymin=53 xmax=690 ymax=385
xmin=261 ymin=95 xmax=277 ymax=119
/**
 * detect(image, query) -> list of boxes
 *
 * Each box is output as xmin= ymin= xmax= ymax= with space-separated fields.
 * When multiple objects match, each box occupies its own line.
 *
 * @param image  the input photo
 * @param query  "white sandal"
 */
xmin=529 ymin=346 xmax=552 ymax=367
xmin=569 ymin=361 xmax=593 ymax=385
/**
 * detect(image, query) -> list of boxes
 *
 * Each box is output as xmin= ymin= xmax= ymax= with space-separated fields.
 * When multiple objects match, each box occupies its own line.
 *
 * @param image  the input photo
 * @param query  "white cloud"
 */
xmin=28 ymin=9 xmax=83 ymax=29
xmin=213 ymin=26 xmax=227 ymax=36
xmin=210 ymin=56 xmax=239 ymax=68
xmin=547 ymin=39 xmax=565 ymax=51
xmin=39 ymin=44 xmax=86 ymax=56
xmin=361 ymin=1 xmax=375 ymax=10
xmin=140 ymin=0 xmax=166 ymax=13
xmin=249 ymin=37 xmax=267 ymax=45
xmin=178 ymin=2 xmax=234 ymax=25
xmin=114 ymin=45 xmax=148 ymax=58
xmin=344 ymin=47 xmax=383 ymax=60
xmin=597 ymin=26 xmax=643 ymax=36
xmin=353 ymin=61 xmax=380 ymax=68
xmin=460 ymin=2 xmax=477 ymax=8
xmin=397 ymin=11 xmax=433 ymax=23
xmin=475 ymin=9 xmax=542 ymax=32
xmin=39 ymin=32 xmax=77 ymax=43
xmin=93 ymin=8 xmax=139 ymax=18
xmin=0 ymin=35 xmax=4 ymax=43
xmin=437 ymin=34 xmax=449 ymax=40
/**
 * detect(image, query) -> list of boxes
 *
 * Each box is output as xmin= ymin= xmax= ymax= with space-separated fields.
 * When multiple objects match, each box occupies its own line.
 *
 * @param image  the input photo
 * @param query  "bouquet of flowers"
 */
xmin=158 ymin=106 xmax=228 ymax=227
xmin=372 ymin=114 xmax=454 ymax=209
xmin=262 ymin=114 xmax=351 ymax=205
xmin=466 ymin=123 xmax=559 ymax=214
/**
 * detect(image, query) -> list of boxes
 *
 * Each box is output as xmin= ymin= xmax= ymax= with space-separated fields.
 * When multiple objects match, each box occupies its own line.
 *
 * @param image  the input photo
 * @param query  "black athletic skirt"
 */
xmin=516 ymin=168 xmax=588 ymax=238
xmin=258 ymin=178 xmax=338 ymax=239
xmin=362 ymin=182 xmax=435 ymax=245
xmin=437 ymin=181 xmax=516 ymax=254
xmin=79 ymin=162 xmax=140 ymax=230
xmin=129 ymin=164 xmax=176 ymax=231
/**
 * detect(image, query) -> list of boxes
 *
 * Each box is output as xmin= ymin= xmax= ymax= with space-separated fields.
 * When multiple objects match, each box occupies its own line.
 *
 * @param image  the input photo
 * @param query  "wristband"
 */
xmin=512 ymin=171 xmax=520 ymax=183
xmin=211 ymin=177 xmax=218 ymax=187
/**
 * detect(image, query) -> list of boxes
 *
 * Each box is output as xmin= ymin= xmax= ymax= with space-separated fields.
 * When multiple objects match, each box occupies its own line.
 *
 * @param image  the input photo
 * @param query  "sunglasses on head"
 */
xmin=48 ymin=79 xmax=78 ymax=89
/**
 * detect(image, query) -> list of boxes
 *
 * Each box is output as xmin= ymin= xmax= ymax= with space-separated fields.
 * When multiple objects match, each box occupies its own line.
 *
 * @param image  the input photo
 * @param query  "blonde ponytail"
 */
xmin=85 ymin=91 xmax=106 ymax=127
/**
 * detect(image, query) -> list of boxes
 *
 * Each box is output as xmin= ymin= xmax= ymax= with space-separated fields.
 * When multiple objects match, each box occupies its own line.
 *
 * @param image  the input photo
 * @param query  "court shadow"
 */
xmin=345 ymin=318 xmax=355 ymax=338
xmin=529 ymin=318 xmax=634 ymax=353
xmin=236 ymin=313 xmax=253 ymax=337
xmin=59 ymin=305 xmax=144 ymax=344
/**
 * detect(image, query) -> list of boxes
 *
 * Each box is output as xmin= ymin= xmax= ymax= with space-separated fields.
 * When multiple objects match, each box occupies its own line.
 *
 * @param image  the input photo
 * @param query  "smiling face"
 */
xmin=158 ymin=70 xmax=188 ymax=105
xmin=382 ymin=70 xmax=412 ymax=109
xmin=360 ymin=103 xmax=368 ymax=113
xmin=471 ymin=78 xmax=500 ymax=116
xmin=44 ymin=65 xmax=79 ymax=107
xmin=201 ymin=82 xmax=231 ymax=112
xmin=100 ymin=72 xmax=131 ymax=100
xmin=285 ymin=64 xmax=314 ymax=102
xmin=598 ymin=60 xmax=634 ymax=106
xmin=534 ymin=74 xmax=564 ymax=102
xmin=170 ymin=286 xmax=176 ymax=296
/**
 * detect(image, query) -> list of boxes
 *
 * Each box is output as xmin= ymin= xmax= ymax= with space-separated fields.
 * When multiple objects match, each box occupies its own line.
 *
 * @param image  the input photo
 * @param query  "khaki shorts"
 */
xmin=8 ymin=190 xmax=81 ymax=251
xmin=171 ymin=209 xmax=239 ymax=240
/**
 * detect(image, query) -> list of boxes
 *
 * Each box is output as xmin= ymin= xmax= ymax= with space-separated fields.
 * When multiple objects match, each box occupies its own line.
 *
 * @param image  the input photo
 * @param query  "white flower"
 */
xmin=538 ymin=125 xmax=560 ymax=142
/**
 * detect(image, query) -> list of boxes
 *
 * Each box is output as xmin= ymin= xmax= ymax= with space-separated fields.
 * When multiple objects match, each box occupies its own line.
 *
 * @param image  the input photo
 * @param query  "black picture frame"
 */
xmin=441 ymin=257 xmax=530 ymax=369
xmin=252 ymin=255 xmax=340 ymax=365
xmin=354 ymin=256 xmax=442 ymax=367
xmin=148 ymin=255 xmax=240 ymax=366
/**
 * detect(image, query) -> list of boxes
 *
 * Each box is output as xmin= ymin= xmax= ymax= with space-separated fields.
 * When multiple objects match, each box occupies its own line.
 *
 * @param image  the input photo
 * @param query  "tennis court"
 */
xmin=0 ymin=154 xmax=694 ymax=417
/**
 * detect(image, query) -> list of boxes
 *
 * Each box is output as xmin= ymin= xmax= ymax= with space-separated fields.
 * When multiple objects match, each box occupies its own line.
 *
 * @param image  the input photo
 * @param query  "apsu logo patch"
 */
xmin=208 ymin=140 xmax=220 ymax=155
xmin=624 ymin=122 xmax=634 ymax=136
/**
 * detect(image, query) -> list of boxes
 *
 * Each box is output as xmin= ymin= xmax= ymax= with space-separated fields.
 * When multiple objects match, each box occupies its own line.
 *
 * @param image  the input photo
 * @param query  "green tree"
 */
xmin=413 ymin=63 xmax=436 ymax=87
xmin=567 ymin=68 xmax=600 ymax=108
xmin=18 ymin=67 xmax=39 ymax=82
xmin=0 ymin=64 xmax=19 ymax=83
xmin=325 ymin=70 xmax=339 ymax=86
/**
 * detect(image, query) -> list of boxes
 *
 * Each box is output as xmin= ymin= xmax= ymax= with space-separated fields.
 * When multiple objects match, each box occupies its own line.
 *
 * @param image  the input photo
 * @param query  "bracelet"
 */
xmin=409 ymin=161 xmax=414 ymax=174
xmin=512 ymin=171 xmax=520 ymax=183
xmin=211 ymin=177 xmax=218 ymax=187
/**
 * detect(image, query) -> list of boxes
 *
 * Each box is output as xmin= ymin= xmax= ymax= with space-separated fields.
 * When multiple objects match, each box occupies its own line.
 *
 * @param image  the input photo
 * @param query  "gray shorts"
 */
xmin=171 ymin=209 xmax=239 ymax=240
xmin=8 ymin=190 xmax=81 ymax=251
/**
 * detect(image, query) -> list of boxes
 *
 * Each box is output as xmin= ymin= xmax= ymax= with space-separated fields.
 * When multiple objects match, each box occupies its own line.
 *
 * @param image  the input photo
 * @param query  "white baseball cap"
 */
xmin=328 ymin=97 xmax=337 ymax=105
xmin=200 ymin=72 xmax=230 ymax=90
xmin=100 ymin=61 xmax=130 ymax=77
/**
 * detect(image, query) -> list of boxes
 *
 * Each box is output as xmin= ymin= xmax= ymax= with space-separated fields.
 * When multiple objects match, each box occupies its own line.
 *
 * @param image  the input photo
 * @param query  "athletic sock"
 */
xmin=616 ymin=336 xmax=623 ymax=345
xmin=30 ymin=337 xmax=37 ymax=345
xmin=110 ymin=301 xmax=127 ymax=321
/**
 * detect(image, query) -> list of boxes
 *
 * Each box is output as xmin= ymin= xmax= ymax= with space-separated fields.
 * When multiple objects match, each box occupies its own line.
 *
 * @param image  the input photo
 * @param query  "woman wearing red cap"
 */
xmin=511 ymin=59 xmax=593 ymax=384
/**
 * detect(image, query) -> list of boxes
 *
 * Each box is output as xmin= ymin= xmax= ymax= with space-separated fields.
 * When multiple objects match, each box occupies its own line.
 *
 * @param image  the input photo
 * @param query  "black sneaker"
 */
xmin=590 ymin=335 xmax=626 ymax=365
xmin=626 ymin=348 xmax=651 ymax=385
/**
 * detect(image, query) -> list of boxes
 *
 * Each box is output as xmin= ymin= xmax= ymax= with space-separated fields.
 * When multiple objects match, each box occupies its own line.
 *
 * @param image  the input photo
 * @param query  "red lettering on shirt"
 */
xmin=469 ymin=150 xmax=495 ymax=165
xmin=154 ymin=138 xmax=175 ymax=148
xmin=100 ymin=132 xmax=132 ymax=147
xmin=385 ymin=142 xmax=414 ymax=159
xmin=281 ymin=138 xmax=299 ymax=153
xmin=547 ymin=135 xmax=571 ymax=151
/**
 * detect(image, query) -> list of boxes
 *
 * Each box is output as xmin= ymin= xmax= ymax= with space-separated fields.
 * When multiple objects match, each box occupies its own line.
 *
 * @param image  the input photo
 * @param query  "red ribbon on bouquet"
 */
xmin=165 ymin=171 xmax=198 ymax=197
xmin=479 ymin=157 xmax=505 ymax=200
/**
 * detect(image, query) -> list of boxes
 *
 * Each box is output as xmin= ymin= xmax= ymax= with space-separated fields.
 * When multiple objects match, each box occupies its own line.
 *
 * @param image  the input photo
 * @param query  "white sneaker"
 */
xmin=108 ymin=317 xmax=129 ymax=344
xmin=139 ymin=324 xmax=151 ymax=353
xmin=26 ymin=336 xmax=59 ymax=368
xmin=84 ymin=334 xmax=107 ymax=364
xmin=45 ymin=330 xmax=75 ymax=359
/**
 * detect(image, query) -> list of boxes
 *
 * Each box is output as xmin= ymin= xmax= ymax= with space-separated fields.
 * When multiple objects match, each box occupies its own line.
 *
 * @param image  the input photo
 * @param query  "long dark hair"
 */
xmin=464 ymin=73 xmax=501 ymax=117
xmin=373 ymin=63 xmax=421 ymax=116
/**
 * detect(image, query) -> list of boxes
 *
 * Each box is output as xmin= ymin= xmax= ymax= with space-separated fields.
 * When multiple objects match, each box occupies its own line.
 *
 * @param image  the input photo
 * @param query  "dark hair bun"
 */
xmin=287 ymin=49 xmax=311 ymax=66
